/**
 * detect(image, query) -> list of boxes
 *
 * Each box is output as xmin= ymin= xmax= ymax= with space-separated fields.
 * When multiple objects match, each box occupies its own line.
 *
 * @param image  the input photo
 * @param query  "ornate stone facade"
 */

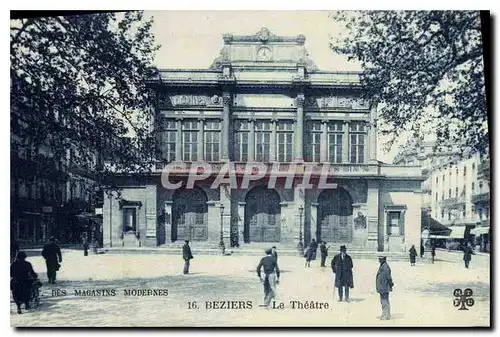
xmin=103 ymin=29 xmax=425 ymax=252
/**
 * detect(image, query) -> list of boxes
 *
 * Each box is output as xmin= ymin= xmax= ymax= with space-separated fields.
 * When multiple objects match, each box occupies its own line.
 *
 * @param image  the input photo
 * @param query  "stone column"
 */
xmin=295 ymin=94 xmax=305 ymax=161
xmin=165 ymin=201 xmax=173 ymax=244
xmin=248 ymin=119 xmax=255 ymax=162
xmin=366 ymin=180 xmax=380 ymax=251
xmin=175 ymin=118 xmax=182 ymax=161
xmin=342 ymin=121 xmax=349 ymax=163
xmin=222 ymin=92 xmax=232 ymax=161
xmin=270 ymin=118 xmax=277 ymax=162
xmin=198 ymin=118 xmax=204 ymax=161
xmin=369 ymin=104 xmax=378 ymax=164
xmin=320 ymin=120 xmax=327 ymax=162
xmin=352 ymin=203 xmax=368 ymax=249
xmin=238 ymin=202 xmax=246 ymax=245
xmin=144 ymin=185 xmax=157 ymax=247
xmin=207 ymin=201 xmax=219 ymax=244
xmin=295 ymin=186 xmax=306 ymax=246
xmin=311 ymin=202 xmax=318 ymax=242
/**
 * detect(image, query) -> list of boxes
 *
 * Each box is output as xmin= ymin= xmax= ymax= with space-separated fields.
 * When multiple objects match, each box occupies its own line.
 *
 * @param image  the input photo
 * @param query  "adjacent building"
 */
xmin=394 ymin=141 xmax=490 ymax=252
xmin=103 ymin=28 xmax=425 ymax=252
xmin=11 ymin=94 xmax=102 ymax=246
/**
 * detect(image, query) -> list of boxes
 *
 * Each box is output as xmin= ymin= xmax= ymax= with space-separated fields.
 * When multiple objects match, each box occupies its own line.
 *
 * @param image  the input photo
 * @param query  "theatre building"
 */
xmin=103 ymin=28 xmax=424 ymax=252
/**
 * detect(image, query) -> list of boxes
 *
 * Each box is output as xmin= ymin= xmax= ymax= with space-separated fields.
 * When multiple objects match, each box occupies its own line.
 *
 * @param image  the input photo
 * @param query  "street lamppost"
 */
xmin=219 ymin=203 xmax=225 ymax=255
xmin=105 ymin=189 xmax=121 ymax=248
xmin=298 ymin=205 xmax=304 ymax=255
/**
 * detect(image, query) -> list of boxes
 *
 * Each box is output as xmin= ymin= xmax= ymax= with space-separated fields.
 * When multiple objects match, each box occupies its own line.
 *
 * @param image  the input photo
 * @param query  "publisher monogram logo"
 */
xmin=453 ymin=288 xmax=474 ymax=310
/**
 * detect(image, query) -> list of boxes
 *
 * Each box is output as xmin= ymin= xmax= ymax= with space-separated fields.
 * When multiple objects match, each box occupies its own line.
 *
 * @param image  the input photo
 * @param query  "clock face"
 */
xmin=257 ymin=47 xmax=272 ymax=61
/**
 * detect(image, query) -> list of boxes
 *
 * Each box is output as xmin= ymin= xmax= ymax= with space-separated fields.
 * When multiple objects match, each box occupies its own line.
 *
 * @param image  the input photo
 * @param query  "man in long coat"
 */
xmin=42 ymin=237 xmax=62 ymax=284
xmin=331 ymin=245 xmax=354 ymax=302
xmin=310 ymin=239 xmax=318 ymax=260
xmin=409 ymin=245 xmax=417 ymax=266
xmin=463 ymin=242 xmax=475 ymax=268
xmin=182 ymin=240 xmax=193 ymax=274
xmin=376 ymin=256 xmax=394 ymax=320
xmin=11 ymin=251 xmax=37 ymax=314
xmin=257 ymin=248 xmax=281 ymax=307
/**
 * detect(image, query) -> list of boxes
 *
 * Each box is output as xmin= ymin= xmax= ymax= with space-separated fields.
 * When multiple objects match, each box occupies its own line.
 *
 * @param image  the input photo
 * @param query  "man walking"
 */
xmin=376 ymin=256 xmax=394 ymax=320
xmin=463 ymin=242 xmax=474 ymax=269
xmin=320 ymin=241 xmax=329 ymax=267
xmin=182 ymin=240 xmax=193 ymax=274
xmin=42 ymin=237 xmax=62 ymax=284
xmin=431 ymin=244 xmax=436 ymax=264
xmin=257 ymin=248 xmax=280 ymax=307
xmin=331 ymin=245 xmax=354 ymax=302
xmin=310 ymin=239 xmax=318 ymax=260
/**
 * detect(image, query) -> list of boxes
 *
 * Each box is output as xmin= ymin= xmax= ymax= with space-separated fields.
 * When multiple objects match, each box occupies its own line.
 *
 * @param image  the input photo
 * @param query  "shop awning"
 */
xmin=421 ymin=211 xmax=451 ymax=235
xmin=471 ymin=227 xmax=490 ymax=236
xmin=429 ymin=235 xmax=452 ymax=239
xmin=448 ymin=226 xmax=467 ymax=239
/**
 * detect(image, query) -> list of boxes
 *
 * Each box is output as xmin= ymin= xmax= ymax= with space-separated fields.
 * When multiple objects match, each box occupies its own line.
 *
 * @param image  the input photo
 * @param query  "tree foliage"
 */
xmin=11 ymin=12 xmax=160 ymax=185
xmin=330 ymin=11 xmax=488 ymax=158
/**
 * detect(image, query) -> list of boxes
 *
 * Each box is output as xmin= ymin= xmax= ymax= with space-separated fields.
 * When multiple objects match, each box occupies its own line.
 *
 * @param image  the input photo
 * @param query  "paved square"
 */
xmin=10 ymin=250 xmax=490 ymax=327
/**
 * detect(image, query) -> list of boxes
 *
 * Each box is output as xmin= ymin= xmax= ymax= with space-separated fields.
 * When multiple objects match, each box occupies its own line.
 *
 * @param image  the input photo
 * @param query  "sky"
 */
xmin=146 ymin=10 xmax=401 ymax=163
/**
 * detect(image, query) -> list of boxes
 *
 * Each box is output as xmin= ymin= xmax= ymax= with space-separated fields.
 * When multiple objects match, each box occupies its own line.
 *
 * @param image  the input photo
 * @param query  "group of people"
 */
xmin=410 ymin=241 xmax=476 ymax=268
xmin=256 ymin=244 xmax=394 ymax=320
xmin=10 ymin=237 xmax=63 ymax=314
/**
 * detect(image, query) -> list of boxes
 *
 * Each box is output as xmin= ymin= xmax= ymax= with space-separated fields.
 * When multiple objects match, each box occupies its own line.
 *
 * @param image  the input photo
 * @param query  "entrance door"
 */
xmin=317 ymin=188 xmax=353 ymax=243
xmin=172 ymin=188 xmax=208 ymax=241
xmin=387 ymin=212 xmax=400 ymax=235
xmin=244 ymin=186 xmax=281 ymax=242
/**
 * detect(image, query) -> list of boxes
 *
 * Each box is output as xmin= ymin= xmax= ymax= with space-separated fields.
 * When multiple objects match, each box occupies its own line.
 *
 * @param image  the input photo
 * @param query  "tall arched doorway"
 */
xmin=172 ymin=187 xmax=208 ymax=241
xmin=317 ymin=188 xmax=353 ymax=243
xmin=244 ymin=186 xmax=281 ymax=243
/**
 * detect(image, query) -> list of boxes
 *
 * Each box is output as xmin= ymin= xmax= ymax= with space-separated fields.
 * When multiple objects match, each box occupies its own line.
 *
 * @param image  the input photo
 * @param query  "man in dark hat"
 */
xmin=376 ymin=256 xmax=394 ymax=320
xmin=182 ymin=240 xmax=193 ymax=274
xmin=271 ymin=246 xmax=278 ymax=262
xmin=331 ymin=245 xmax=354 ymax=302
xmin=11 ymin=251 xmax=37 ymax=314
xmin=257 ymin=248 xmax=280 ymax=307
xmin=42 ymin=237 xmax=62 ymax=284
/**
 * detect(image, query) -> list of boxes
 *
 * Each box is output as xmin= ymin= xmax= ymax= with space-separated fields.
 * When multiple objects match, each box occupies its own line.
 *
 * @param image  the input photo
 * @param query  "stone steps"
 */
xmin=103 ymin=246 xmax=410 ymax=261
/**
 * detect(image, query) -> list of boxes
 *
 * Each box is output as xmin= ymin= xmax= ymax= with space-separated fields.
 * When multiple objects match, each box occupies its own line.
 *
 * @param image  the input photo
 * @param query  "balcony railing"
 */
xmin=150 ymin=162 xmax=381 ymax=176
xmin=440 ymin=195 xmax=466 ymax=208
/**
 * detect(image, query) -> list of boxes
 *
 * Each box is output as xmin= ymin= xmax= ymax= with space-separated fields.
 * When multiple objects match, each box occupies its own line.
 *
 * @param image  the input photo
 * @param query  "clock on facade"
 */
xmin=257 ymin=47 xmax=272 ymax=61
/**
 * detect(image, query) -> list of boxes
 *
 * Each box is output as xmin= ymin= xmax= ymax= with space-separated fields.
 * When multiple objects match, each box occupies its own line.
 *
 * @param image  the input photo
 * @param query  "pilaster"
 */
xmin=248 ymin=119 xmax=255 ymax=162
xmin=369 ymin=103 xmax=378 ymax=164
xmin=342 ymin=121 xmax=349 ymax=163
xmin=366 ymin=180 xmax=380 ymax=251
xmin=198 ymin=118 xmax=205 ymax=161
xmin=222 ymin=92 xmax=232 ymax=161
xmin=320 ymin=120 xmax=327 ymax=162
xmin=175 ymin=117 xmax=182 ymax=161
xmin=271 ymin=118 xmax=277 ymax=162
xmin=295 ymin=94 xmax=305 ymax=161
